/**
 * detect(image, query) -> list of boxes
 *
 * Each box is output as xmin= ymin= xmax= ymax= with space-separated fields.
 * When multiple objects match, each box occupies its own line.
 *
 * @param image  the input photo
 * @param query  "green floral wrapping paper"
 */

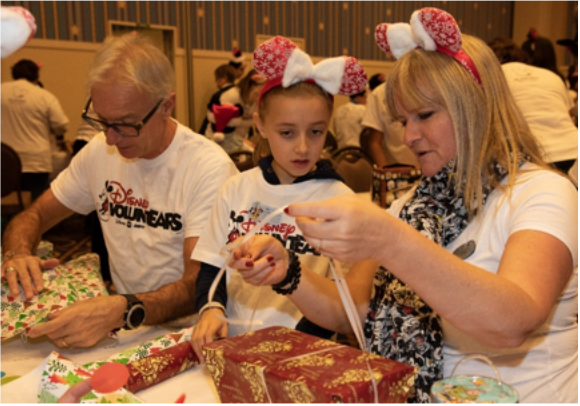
xmin=83 ymin=326 xmax=194 ymax=370
xmin=38 ymin=352 xmax=143 ymax=403
xmin=37 ymin=327 xmax=194 ymax=402
xmin=1 ymin=252 xmax=109 ymax=341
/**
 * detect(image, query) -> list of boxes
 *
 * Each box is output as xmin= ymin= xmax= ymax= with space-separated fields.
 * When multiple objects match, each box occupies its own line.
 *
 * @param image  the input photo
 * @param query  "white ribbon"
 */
xmin=282 ymin=48 xmax=346 ymax=95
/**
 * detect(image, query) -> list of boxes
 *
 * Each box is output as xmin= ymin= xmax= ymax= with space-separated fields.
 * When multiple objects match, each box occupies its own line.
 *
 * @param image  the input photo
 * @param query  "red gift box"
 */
xmin=124 ymin=341 xmax=199 ymax=392
xmin=203 ymin=326 xmax=415 ymax=403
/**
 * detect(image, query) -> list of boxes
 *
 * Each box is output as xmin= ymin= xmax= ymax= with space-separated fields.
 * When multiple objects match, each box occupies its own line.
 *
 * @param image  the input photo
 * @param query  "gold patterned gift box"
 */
xmin=203 ymin=326 xmax=415 ymax=403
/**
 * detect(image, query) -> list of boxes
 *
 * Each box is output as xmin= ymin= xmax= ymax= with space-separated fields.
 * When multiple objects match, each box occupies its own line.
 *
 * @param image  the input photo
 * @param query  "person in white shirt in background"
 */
xmin=1 ymin=59 xmax=69 ymax=201
xmin=333 ymin=89 xmax=367 ymax=149
xmin=360 ymin=80 xmax=418 ymax=168
xmin=488 ymin=37 xmax=578 ymax=174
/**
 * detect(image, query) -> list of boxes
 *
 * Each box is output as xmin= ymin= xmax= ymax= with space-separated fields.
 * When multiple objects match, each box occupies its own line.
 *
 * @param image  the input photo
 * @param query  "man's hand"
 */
xmin=27 ymin=295 xmax=127 ymax=348
xmin=191 ymin=309 xmax=228 ymax=363
xmin=1 ymin=256 xmax=59 ymax=300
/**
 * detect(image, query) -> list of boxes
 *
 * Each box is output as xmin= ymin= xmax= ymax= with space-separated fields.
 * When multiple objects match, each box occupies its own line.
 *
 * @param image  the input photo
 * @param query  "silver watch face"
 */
xmin=127 ymin=304 xmax=146 ymax=329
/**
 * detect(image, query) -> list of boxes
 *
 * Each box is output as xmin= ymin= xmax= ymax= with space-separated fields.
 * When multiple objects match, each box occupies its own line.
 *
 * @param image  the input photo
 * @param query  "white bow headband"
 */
xmin=253 ymin=36 xmax=367 ymax=105
xmin=375 ymin=7 xmax=481 ymax=85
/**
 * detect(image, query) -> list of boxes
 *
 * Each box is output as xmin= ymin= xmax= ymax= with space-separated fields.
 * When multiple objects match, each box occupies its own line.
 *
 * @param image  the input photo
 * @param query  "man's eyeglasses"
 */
xmin=81 ymin=98 xmax=163 ymax=137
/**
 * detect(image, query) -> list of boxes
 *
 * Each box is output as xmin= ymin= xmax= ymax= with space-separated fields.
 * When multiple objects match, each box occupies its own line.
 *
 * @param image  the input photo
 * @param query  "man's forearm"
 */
xmin=137 ymin=276 xmax=197 ymax=325
xmin=2 ymin=210 xmax=43 ymax=257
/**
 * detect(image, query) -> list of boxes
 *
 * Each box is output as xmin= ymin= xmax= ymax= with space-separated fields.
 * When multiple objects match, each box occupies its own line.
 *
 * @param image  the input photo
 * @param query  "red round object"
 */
xmin=91 ymin=362 xmax=130 ymax=393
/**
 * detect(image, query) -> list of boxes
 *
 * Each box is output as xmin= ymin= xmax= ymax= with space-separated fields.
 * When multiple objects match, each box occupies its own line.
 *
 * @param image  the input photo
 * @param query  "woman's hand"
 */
xmin=191 ymin=309 xmax=228 ymax=363
xmin=286 ymin=195 xmax=398 ymax=264
xmin=57 ymin=378 xmax=93 ymax=403
xmin=228 ymin=235 xmax=289 ymax=287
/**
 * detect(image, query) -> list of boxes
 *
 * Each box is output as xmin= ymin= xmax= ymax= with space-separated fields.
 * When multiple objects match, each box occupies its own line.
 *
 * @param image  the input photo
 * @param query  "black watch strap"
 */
xmin=120 ymin=294 xmax=146 ymax=330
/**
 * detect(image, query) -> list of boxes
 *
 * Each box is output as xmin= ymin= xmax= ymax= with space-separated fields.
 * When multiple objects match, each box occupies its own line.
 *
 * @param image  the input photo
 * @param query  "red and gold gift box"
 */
xmin=203 ymin=326 xmax=415 ymax=403
xmin=124 ymin=341 xmax=199 ymax=393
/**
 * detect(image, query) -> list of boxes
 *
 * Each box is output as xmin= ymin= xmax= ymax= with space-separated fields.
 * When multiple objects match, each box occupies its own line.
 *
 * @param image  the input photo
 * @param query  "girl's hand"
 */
xmin=228 ymin=235 xmax=289 ymax=286
xmin=286 ymin=195 xmax=398 ymax=264
xmin=191 ymin=309 xmax=228 ymax=363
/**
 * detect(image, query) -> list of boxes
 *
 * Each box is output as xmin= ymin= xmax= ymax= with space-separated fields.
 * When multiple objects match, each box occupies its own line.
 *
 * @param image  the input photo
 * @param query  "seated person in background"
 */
xmin=333 ymin=88 xmax=367 ymax=149
xmin=488 ymin=37 xmax=578 ymax=173
xmin=198 ymin=64 xmax=237 ymax=135
xmin=190 ymin=36 xmax=367 ymax=362
xmin=360 ymin=79 xmax=418 ymax=168
xmin=521 ymin=28 xmax=566 ymax=82
xmin=0 ymin=33 xmax=238 ymax=348
xmin=227 ymin=9 xmax=577 ymax=403
xmin=206 ymin=69 xmax=266 ymax=154
xmin=368 ymin=73 xmax=385 ymax=92
xmin=1 ymin=59 xmax=69 ymax=201
xmin=229 ymin=48 xmax=247 ymax=82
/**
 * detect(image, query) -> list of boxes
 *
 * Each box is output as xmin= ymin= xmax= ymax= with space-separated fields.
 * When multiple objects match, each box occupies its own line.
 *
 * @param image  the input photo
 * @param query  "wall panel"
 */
xmin=2 ymin=1 xmax=526 ymax=60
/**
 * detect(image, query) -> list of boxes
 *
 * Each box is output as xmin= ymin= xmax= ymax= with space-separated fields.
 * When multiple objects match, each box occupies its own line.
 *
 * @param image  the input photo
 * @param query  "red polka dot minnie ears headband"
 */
xmin=375 ymin=7 xmax=481 ymax=85
xmin=253 ymin=36 xmax=368 ymax=106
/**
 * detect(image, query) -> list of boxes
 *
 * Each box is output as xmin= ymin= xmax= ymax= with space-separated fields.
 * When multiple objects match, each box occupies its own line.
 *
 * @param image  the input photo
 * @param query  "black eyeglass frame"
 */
xmin=81 ymin=97 xmax=164 ymax=137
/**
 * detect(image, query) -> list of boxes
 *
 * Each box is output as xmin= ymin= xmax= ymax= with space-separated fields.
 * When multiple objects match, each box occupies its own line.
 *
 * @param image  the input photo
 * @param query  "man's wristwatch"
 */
xmin=120 ymin=294 xmax=146 ymax=330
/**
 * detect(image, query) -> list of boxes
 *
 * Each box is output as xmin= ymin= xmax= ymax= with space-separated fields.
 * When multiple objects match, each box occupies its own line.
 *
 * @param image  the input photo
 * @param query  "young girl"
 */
xmin=191 ymin=36 xmax=367 ymax=361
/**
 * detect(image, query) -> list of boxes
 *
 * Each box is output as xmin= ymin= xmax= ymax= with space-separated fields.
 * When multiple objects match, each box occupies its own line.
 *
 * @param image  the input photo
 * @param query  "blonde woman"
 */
xmin=228 ymin=9 xmax=577 ymax=403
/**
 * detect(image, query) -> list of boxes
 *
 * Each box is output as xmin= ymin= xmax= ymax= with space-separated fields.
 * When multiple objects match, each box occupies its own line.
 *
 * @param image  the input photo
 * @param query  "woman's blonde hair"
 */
xmin=386 ymin=34 xmax=548 ymax=217
xmin=86 ymin=33 xmax=175 ymax=102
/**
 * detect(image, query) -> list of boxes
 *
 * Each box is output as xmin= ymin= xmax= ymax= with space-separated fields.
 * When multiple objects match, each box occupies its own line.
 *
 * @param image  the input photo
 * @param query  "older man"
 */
xmin=1 ymin=34 xmax=238 ymax=348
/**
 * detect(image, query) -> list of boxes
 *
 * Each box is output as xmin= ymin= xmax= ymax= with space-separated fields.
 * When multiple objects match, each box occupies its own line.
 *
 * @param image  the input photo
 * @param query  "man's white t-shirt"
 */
xmin=502 ymin=62 xmax=578 ymax=163
xmin=1 ymin=79 xmax=69 ymax=173
xmin=192 ymin=167 xmax=353 ymax=336
xmin=361 ymin=83 xmax=418 ymax=167
xmin=388 ymin=164 xmax=578 ymax=403
xmin=52 ymin=121 xmax=238 ymax=294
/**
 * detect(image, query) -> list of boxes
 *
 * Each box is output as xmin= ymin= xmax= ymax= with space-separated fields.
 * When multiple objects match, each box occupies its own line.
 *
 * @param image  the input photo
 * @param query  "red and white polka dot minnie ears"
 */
xmin=253 ymin=36 xmax=368 ymax=105
xmin=375 ymin=7 xmax=481 ymax=85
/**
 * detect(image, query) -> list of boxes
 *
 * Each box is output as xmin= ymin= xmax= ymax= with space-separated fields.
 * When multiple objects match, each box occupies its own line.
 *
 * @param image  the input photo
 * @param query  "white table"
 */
xmin=1 ymin=325 xmax=220 ymax=403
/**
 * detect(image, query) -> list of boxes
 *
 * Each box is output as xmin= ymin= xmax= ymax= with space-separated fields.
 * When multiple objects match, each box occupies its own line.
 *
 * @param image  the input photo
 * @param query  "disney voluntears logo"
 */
xmin=226 ymin=202 xmax=317 ymax=255
xmin=96 ymin=181 xmax=182 ymax=231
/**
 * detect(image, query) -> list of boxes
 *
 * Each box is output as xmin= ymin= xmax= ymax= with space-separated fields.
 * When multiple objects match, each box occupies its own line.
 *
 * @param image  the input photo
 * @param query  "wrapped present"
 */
xmin=38 ymin=352 xmax=142 ymax=403
xmin=204 ymin=326 xmax=415 ymax=403
xmin=124 ymin=341 xmax=199 ymax=392
xmin=1 ymin=253 xmax=108 ymax=341
xmin=83 ymin=327 xmax=199 ymax=393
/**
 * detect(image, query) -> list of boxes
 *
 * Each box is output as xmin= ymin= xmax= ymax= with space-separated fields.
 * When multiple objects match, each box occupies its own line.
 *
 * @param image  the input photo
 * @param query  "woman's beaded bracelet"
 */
xmin=272 ymin=250 xmax=301 ymax=295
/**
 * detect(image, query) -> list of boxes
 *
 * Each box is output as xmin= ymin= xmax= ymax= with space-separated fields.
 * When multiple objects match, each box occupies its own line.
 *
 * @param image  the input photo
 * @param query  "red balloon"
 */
xmin=91 ymin=362 xmax=130 ymax=393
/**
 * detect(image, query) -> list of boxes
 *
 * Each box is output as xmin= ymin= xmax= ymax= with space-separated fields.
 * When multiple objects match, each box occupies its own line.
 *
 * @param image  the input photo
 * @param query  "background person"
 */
xmin=360 ymin=80 xmax=418 ymax=168
xmin=1 ymin=33 xmax=238 ymax=348
xmin=206 ymin=69 xmax=265 ymax=153
xmin=488 ymin=37 xmax=578 ymax=173
xmin=1 ymin=59 xmax=69 ymax=201
xmin=227 ymin=9 xmax=577 ymax=403
xmin=333 ymin=88 xmax=367 ymax=149
xmin=228 ymin=47 xmax=247 ymax=81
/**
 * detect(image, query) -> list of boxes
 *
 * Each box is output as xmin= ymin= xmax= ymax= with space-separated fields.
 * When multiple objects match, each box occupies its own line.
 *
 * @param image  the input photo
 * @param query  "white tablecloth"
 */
xmin=1 ymin=326 xmax=220 ymax=403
